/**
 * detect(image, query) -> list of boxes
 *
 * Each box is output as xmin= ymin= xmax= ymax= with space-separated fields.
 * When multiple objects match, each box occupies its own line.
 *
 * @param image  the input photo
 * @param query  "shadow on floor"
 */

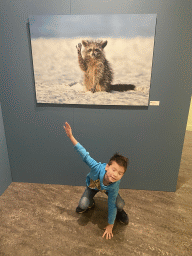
xmin=55 ymin=196 xmax=127 ymax=235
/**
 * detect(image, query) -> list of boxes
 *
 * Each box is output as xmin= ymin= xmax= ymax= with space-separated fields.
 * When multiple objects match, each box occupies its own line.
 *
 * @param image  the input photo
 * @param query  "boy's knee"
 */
xmin=116 ymin=199 xmax=125 ymax=210
xmin=79 ymin=196 xmax=90 ymax=210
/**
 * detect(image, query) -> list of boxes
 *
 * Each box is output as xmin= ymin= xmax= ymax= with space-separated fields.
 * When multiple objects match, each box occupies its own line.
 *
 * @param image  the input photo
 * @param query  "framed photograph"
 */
xmin=28 ymin=14 xmax=157 ymax=106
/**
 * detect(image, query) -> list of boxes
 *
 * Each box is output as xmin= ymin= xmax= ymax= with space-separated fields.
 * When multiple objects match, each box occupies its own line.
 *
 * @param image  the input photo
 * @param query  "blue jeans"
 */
xmin=78 ymin=186 xmax=125 ymax=211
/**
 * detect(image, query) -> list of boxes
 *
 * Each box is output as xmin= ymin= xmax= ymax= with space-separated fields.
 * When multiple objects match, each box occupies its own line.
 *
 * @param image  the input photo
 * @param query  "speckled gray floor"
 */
xmin=0 ymin=131 xmax=191 ymax=256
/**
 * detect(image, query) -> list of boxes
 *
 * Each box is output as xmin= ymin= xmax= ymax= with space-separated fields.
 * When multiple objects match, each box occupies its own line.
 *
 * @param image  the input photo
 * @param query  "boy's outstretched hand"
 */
xmin=64 ymin=122 xmax=78 ymax=146
xmin=64 ymin=122 xmax=72 ymax=138
xmin=102 ymin=224 xmax=114 ymax=240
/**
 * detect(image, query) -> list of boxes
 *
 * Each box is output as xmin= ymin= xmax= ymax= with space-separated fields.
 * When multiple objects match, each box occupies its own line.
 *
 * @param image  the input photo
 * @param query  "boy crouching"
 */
xmin=64 ymin=122 xmax=129 ymax=240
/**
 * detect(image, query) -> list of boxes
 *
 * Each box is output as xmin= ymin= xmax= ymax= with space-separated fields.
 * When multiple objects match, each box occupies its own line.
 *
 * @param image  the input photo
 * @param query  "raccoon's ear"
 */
xmin=82 ymin=40 xmax=88 ymax=47
xmin=101 ymin=40 xmax=108 ymax=49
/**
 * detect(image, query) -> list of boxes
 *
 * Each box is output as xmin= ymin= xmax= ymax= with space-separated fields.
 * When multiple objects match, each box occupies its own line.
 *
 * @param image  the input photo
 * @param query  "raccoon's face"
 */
xmin=86 ymin=45 xmax=103 ymax=59
xmin=82 ymin=40 xmax=107 ymax=59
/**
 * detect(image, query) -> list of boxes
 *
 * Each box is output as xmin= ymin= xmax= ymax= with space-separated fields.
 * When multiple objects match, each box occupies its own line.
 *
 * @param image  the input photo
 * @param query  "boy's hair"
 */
xmin=108 ymin=152 xmax=129 ymax=173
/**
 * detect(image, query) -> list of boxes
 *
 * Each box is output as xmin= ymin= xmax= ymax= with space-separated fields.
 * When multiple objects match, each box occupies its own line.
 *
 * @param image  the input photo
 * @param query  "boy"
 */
xmin=64 ymin=122 xmax=129 ymax=240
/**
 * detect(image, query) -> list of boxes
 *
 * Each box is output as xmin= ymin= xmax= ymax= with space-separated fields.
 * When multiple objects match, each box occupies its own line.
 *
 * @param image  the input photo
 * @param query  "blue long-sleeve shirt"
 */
xmin=74 ymin=142 xmax=121 ymax=225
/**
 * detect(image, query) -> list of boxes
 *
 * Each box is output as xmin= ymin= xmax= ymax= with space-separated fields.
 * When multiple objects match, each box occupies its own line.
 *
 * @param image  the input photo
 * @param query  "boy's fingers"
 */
xmin=102 ymin=231 xmax=106 ymax=238
xmin=102 ymin=230 xmax=113 ymax=240
xmin=64 ymin=122 xmax=70 ymax=129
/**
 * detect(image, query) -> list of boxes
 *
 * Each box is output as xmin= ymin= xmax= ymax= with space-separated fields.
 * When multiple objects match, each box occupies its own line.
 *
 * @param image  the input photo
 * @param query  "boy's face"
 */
xmin=105 ymin=161 xmax=125 ymax=183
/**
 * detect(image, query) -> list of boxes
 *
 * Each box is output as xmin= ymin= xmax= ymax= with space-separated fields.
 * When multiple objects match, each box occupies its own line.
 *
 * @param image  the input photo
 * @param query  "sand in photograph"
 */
xmin=31 ymin=37 xmax=154 ymax=106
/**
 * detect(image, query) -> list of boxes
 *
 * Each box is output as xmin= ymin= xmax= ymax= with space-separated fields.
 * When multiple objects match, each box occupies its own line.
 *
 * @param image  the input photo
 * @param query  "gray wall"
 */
xmin=0 ymin=0 xmax=191 ymax=195
xmin=0 ymin=104 xmax=12 ymax=196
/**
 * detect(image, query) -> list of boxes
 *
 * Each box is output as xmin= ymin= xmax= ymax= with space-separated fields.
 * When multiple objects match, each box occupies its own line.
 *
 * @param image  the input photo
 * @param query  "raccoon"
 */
xmin=76 ymin=40 xmax=113 ymax=93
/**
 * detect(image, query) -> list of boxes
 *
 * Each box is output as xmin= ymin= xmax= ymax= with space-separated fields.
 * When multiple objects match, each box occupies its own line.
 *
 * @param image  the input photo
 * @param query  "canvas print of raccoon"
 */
xmin=76 ymin=40 xmax=113 ymax=93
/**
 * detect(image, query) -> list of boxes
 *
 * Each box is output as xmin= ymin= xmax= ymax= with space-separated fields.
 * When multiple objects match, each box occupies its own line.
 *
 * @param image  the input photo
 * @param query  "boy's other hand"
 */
xmin=64 ymin=122 xmax=72 ymax=138
xmin=102 ymin=225 xmax=114 ymax=240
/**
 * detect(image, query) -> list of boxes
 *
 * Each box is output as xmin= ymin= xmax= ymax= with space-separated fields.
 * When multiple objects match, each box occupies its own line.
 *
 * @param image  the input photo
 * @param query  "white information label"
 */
xmin=150 ymin=101 xmax=160 ymax=106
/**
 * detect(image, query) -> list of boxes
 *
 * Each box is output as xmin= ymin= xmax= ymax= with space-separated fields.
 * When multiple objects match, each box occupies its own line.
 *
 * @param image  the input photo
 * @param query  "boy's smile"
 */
xmin=104 ymin=161 xmax=125 ymax=185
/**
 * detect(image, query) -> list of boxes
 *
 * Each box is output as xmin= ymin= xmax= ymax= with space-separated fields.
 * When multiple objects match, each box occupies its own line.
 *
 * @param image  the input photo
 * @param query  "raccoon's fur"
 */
xmin=76 ymin=40 xmax=113 ymax=93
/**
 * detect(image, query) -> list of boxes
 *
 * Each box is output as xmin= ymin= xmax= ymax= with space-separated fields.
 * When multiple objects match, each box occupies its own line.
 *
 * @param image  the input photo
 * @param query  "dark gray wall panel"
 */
xmin=0 ymin=104 xmax=12 ymax=196
xmin=73 ymin=105 xmax=188 ymax=191
xmin=0 ymin=0 xmax=191 ymax=193
xmin=0 ymin=0 xmax=73 ymax=187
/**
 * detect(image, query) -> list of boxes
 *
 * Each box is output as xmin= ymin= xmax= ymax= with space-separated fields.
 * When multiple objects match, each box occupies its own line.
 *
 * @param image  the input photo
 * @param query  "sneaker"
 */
xmin=116 ymin=209 xmax=129 ymax=225
xmin=76 ymin=206 xmax=87 ymax=214
xmin=76 ymin=200 xmax=95 ymax=214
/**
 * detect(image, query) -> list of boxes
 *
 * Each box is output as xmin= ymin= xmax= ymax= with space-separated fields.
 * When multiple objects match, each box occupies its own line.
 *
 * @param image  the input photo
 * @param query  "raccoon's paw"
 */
xmin=91 ymin=87 xmax=96 ymax=93
xmin=76 ymin=43 xmax=82 ymax=54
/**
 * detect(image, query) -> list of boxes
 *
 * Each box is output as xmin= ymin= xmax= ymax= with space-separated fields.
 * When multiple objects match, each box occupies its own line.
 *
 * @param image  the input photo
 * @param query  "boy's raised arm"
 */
xmin=63 ymin=122 xmax=78 ymax=146
xmin=64 ymin=122 xmax=99 ymax=170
